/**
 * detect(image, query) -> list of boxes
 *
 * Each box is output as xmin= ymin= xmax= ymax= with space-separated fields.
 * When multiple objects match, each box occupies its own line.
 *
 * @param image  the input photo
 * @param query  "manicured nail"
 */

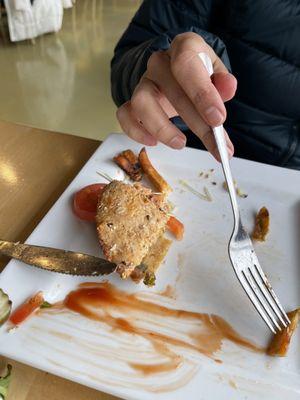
xmin=205 ymin=107 xmax=224 ymax=126
xmin=168 ymin=135 xmax=186 ymax=149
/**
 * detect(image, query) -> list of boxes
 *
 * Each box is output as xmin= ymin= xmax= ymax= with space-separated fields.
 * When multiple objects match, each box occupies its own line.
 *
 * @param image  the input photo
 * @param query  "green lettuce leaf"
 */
xmin=0 ymin=364 xmax=12 ymax=400
xmin=0 ymin=289 xmax=12 ymax=327
xmin=40 ymin=301 xmax=52 ymax=309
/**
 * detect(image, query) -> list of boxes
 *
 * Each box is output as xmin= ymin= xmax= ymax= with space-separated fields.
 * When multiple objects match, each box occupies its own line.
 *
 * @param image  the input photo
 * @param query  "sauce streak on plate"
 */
xmin=63 ymin=281 xmax=263 ymax=373
xmin=26 ymin=281 xmax=266 ymax=393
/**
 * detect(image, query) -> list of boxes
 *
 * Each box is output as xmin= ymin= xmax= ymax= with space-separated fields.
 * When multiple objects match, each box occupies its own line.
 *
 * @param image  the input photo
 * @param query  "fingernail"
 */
xmin=205 ymin=107 xmax=224 ymax=126
xmin=212 ymin=146 xmax=221 ymax=162
xmin=143 ymin=134 xmax=157 ymax=146
xmin=168 ymin=135 xmax=186 ymax=149
xmin=227 ymin=145 xmax=234 ymax=158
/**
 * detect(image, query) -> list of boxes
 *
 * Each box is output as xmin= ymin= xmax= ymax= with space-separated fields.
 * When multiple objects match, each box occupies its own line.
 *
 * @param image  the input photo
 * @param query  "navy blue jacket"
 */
xmin=111 ymin=0 xmax=300 ymax=169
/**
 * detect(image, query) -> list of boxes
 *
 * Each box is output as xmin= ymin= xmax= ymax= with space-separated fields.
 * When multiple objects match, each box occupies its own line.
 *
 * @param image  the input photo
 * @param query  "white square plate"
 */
xmin=0 ymin=134 xmax=299 ymax=400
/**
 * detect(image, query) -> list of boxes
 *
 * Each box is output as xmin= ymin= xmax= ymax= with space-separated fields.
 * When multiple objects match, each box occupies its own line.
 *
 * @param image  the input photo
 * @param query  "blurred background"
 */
xmin=0 ymin=0 xmax=141 ymax=141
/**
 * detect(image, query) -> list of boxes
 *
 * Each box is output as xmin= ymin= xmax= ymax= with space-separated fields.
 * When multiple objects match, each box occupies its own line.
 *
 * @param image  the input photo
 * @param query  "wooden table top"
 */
xmin=0 ymin=120 xmax=119 ymax=400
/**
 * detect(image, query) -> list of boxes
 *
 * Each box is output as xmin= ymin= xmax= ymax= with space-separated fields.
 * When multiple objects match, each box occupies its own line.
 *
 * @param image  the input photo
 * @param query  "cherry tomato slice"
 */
xmin=73 ymin=183 xmax=107 ymax=221
xmin=9 ymin=291 xmax=44 ymax=326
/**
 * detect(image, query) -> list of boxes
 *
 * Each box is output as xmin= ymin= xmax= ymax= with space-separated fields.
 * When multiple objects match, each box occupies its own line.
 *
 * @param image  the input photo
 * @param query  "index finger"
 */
xmin=169 ymin=33 xmax=227 ymax=127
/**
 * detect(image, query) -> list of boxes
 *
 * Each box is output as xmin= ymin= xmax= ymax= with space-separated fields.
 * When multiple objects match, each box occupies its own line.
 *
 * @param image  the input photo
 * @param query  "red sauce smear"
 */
xmin=63 ymin=282 xmax=264 ymax=374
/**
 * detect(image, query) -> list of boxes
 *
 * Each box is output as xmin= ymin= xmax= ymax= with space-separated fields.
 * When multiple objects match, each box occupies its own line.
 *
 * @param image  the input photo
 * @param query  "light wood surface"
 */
xmin=0 ymin=120 xmax=119 ymax=400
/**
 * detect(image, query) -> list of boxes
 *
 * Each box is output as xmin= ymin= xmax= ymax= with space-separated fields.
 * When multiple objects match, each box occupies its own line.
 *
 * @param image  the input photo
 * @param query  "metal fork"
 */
xmin=199 ymin=52 xmax=290 ymax=333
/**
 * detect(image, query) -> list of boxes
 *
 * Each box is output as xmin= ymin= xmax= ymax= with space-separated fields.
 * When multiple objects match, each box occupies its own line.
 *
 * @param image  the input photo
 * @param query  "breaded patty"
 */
xmin=96 ymin=181 xmax=169 ymax=278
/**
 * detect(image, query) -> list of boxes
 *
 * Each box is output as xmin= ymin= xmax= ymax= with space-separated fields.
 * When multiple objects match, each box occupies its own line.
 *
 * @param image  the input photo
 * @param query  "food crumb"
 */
xmin=223 ymin=180 xmax=236 ymax=191
xmin=229 ymin=379 xmax=237 ymax=389
xmin=7 ymin=327 xmax=18 ymax=334
xmin=252 ymin=207 xmax=270 ymax=241
xmin=211 ymin=181 xmax=217 ymax=185
xmin=236 ymin=188 xmax=248 ymax=198
xmin=203 ymin=186 xmax=213 ymax=202
xmin=223 ymin=180 xmax=248 ymax=198
xmin=199 ymin=169 xmax=214 ymax=179
xmin=179 ymin=180 xmax=212 ymax=202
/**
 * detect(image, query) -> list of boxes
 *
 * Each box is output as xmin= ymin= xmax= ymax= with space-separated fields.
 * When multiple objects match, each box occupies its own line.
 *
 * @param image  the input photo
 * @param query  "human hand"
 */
xmin=116 ymin=32 xmax=237 ymax=160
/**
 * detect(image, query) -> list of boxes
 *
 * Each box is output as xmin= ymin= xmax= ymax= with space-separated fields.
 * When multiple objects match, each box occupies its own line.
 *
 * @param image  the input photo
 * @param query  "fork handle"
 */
xmin=198 ymin=52 xmax=240 ymax=229
xmin=213 ymin=125 xmax=239 ymax=220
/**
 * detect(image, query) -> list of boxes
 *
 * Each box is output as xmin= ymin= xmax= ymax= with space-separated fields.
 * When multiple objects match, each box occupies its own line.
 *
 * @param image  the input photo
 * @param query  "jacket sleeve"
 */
xmin=111 ymin=0 xmax=230 ymax=107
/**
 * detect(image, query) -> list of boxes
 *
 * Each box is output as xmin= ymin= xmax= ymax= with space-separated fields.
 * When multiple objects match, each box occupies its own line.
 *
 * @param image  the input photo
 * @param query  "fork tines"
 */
xmin=240 ymin=260 xmax=290 ymax=334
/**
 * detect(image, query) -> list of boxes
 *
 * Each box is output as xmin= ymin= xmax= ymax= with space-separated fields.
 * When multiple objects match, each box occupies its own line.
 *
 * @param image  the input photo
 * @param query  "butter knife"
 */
xmin=0 ymin=240 xmax=116 ymax=276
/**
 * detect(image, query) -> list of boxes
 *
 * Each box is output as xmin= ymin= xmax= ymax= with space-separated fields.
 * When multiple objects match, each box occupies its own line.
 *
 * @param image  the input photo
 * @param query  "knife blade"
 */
xmin=0 ymin=240 xmax=116 ymax=276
